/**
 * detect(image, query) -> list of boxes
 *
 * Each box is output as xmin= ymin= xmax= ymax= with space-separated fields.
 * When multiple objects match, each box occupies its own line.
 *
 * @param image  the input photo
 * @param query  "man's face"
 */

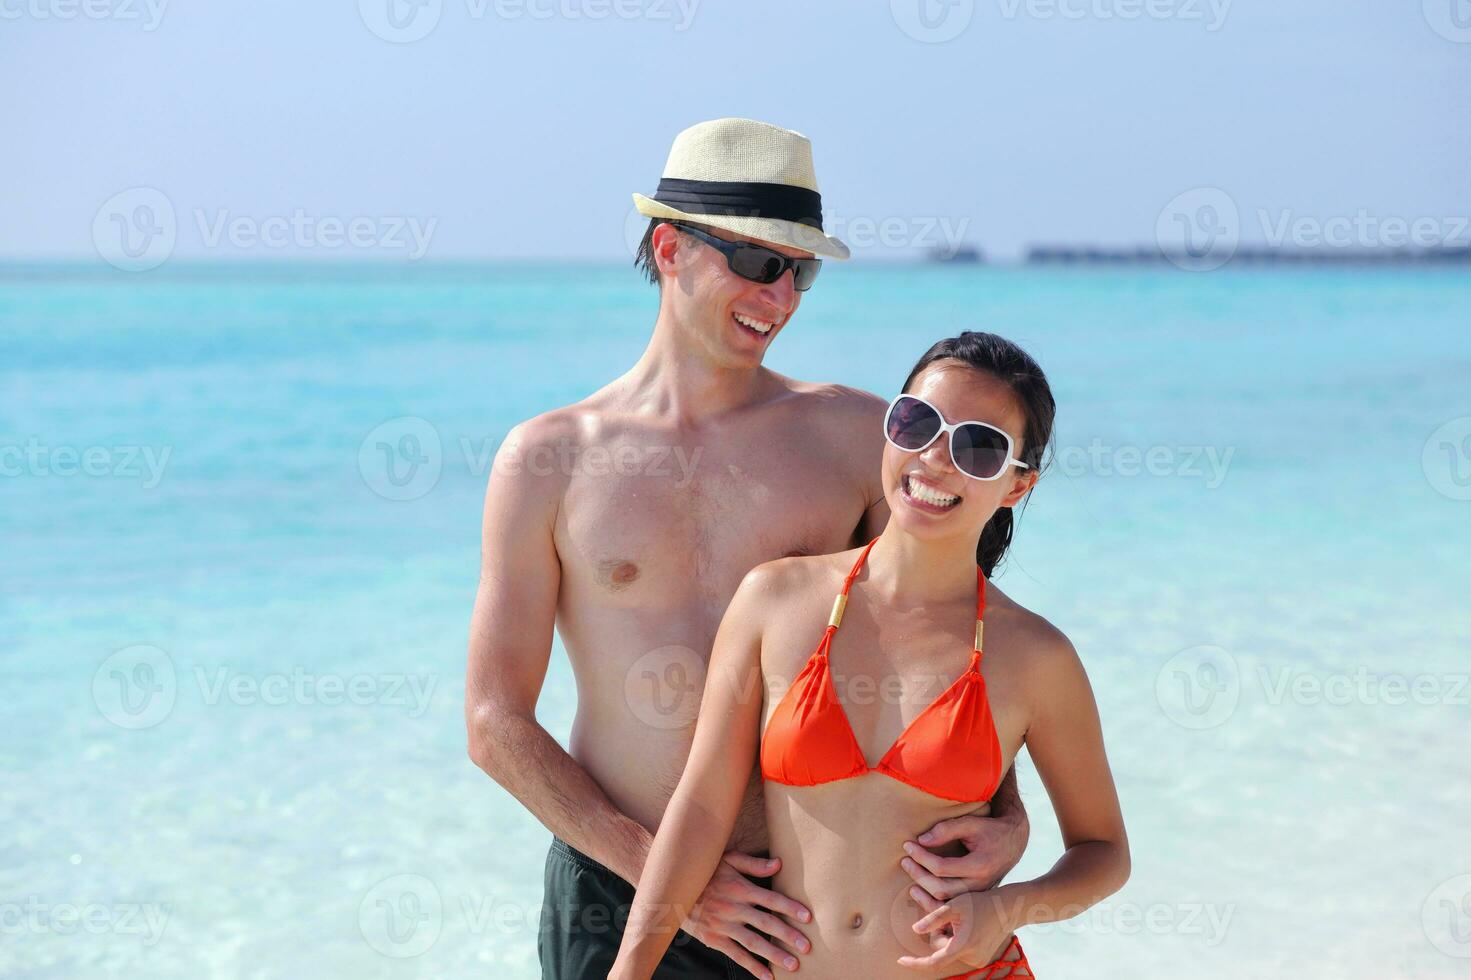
xmin=652 ymin=222 xmax=815 ymax=366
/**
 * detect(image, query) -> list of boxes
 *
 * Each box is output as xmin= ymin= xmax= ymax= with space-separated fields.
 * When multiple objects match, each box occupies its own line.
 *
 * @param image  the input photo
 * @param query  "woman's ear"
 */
xmin=1000 ymin=468 xmax=1039 ymax=509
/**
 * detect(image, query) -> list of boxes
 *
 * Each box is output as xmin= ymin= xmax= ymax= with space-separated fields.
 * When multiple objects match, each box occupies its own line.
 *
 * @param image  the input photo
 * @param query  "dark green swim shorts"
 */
xmin=537 ymin=837 xmax=757 ymax=979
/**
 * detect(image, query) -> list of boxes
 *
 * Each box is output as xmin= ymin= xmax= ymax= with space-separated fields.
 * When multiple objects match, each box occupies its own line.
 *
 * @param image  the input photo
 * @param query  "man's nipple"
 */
xmin=598 ymin=559 xmax=640 ymax=591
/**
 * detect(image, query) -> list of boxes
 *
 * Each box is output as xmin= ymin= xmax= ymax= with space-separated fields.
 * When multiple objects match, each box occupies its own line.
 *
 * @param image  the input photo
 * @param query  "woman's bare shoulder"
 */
xmin=737 ymin=547 xmax=865 ymax=615
xmin=988 ymin=585 xmax=1081 ymax=674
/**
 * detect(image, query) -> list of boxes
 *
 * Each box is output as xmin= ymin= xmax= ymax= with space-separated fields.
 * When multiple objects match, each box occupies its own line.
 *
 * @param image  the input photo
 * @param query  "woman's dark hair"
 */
xmin=900 ymin=331 xmax=1055 ymax=578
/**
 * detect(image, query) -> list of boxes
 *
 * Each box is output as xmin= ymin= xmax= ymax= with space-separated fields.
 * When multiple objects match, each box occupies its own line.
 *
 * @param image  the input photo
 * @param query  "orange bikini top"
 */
xmin=760 ymin=538 xmax=1004 ymax=804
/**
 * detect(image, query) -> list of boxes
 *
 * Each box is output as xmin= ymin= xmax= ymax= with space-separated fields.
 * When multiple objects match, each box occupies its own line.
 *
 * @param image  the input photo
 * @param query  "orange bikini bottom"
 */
xmin=944 ymin=935 xmax=1032 ymax=979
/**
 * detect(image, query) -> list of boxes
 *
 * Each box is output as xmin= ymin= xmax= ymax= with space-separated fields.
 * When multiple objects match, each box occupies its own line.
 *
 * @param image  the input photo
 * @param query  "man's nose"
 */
xmin=756 ymin=267 xmax=798 ymax=312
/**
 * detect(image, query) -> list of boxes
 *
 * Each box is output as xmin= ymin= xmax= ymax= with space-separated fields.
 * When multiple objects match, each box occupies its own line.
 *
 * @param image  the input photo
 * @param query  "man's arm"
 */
xmin=610 ymin=566 xmax=777 ymax=979
xmin=464 ymin=420 xmax=814 ymax=972
xmin=856 ymin=485 xmax=891 ymax=546
xmin=464 ymin=419 xmax=653 ymax=883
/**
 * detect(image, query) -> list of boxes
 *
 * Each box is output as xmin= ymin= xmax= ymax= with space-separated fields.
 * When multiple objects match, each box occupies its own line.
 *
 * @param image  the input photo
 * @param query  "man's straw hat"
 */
xmin=632 ymin=118 xmax=850 ymax=260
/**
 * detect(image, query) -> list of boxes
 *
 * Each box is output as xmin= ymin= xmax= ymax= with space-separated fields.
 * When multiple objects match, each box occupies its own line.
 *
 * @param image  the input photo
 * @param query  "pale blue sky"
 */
xmin=3 ymin=0 xmax=1468 ymax=262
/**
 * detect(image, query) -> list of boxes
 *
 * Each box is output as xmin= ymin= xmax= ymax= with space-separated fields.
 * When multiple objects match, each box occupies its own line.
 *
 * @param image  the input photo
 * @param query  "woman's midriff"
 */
xmin=764 ymin=775 xmax=1017 ymax=980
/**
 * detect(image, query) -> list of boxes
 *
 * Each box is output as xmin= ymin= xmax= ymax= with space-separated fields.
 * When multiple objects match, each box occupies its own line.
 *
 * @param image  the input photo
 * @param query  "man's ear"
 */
xmin=651 ymin=223 xmax=683 ymax=280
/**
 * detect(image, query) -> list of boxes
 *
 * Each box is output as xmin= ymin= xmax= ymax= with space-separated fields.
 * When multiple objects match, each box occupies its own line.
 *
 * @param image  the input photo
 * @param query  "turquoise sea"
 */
xmin=3 ymin=263 xmax=1469 ymax=978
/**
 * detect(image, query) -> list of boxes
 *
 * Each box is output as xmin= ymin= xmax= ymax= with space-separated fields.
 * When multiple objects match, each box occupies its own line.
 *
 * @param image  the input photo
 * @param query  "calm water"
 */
xmin=3 ymin=263 xmax=1469 ymax=978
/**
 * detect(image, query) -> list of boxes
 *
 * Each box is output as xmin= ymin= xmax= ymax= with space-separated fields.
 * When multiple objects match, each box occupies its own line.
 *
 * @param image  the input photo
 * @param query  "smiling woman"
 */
xmin=610 ymin=332 xmax=1131 ymax=980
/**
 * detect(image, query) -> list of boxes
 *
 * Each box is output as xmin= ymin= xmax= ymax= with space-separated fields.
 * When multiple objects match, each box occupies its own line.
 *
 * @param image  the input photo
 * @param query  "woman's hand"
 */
xmin=681 ymin=851 xmax=812 ymax=980
xmin=898 ymin=884 xmax=1020 ymax=971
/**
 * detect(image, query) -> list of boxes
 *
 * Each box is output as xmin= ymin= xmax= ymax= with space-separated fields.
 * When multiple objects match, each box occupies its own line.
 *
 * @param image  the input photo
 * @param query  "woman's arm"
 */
xmin=904 ymin=624 xmax=1130 ymax=969
xmin=609 ymin=566 xmax=773 ymax=979
xmin=993 ymin=625 xmax=1130 ymax=922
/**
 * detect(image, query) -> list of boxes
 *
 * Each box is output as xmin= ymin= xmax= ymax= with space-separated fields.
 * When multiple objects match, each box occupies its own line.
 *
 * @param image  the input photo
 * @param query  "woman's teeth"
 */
xmin=734 ymin=312 xmax=774 ymax=335
xmin=904 ymin=475 xmax=960 ymax=508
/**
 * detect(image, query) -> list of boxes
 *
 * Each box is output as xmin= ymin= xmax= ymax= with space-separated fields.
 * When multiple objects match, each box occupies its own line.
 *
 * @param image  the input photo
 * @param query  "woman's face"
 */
xmin=881 ymin=362 xmax=1039 ymax=546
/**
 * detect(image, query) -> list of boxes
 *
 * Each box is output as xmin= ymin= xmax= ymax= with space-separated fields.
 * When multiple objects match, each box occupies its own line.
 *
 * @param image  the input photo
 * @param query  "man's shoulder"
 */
xmin=503 ymin=404 xmax=586 ymax=451
xmin=502 ymin=385 xmax=634 ymax=452
xmin=493 ymin=403 xmax=601 ymax=493
xmin=774 ymin=376 xmax=886 ymax=429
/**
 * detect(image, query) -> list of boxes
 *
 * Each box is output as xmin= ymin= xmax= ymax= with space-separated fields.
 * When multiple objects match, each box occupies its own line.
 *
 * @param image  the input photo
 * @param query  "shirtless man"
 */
xmin=465 ymin=118 xmax=1028 ymax=980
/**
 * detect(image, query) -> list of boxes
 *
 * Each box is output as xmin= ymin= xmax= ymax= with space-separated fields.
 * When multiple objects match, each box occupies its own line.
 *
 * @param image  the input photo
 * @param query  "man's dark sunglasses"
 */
xmin=671 ymin=222 xmax=822 ymax=292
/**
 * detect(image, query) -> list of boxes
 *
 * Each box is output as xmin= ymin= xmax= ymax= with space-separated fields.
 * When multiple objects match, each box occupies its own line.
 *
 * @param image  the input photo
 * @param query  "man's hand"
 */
xmin=682 ymin=851 xmax=812 ymax=980
xmin=901 ymin=794 xmax=1030 ymax=902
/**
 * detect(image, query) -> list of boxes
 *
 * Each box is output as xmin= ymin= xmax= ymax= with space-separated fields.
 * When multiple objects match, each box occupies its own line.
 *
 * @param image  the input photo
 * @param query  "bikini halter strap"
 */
xmin=826 ymin=538 xmax=988 ymax=658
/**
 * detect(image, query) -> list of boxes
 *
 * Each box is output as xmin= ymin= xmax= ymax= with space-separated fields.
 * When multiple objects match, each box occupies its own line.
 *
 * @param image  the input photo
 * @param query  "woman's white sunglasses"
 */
xmin=883 ymin=394 xmax=1030 ymax=482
